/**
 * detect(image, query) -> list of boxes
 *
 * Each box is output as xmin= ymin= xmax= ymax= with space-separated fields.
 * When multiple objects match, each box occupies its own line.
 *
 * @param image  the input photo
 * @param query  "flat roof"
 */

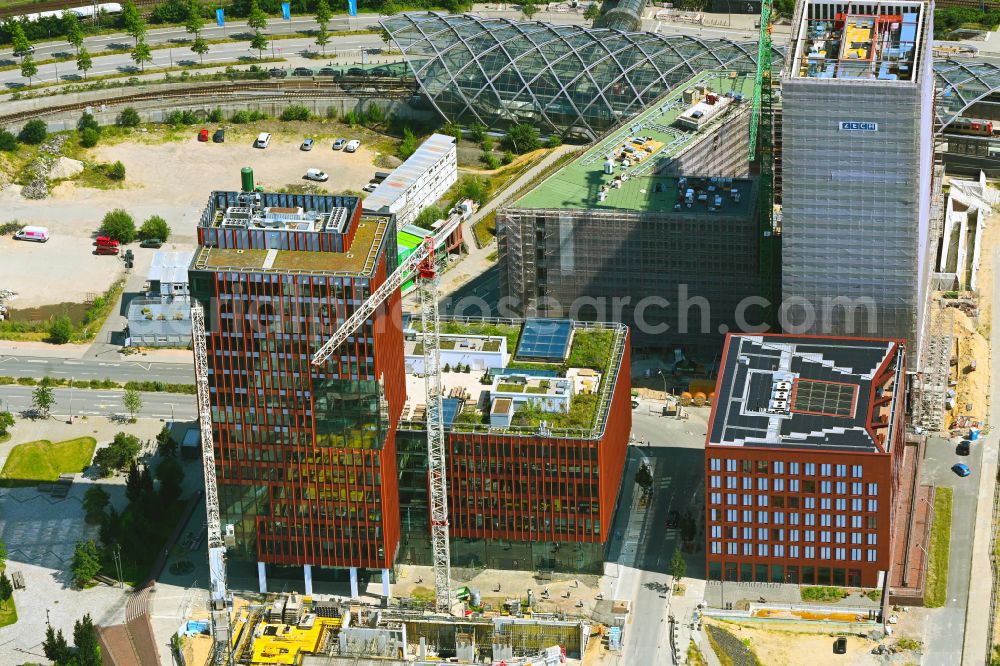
xmin=513 ymin=70 xmax=756 ymax=213
xmin=708 ymin=334 xmax=904 ymax=453
xmin=148 ymin=250 xmax=195 ymax=284
xmin=363 ymin=133 xmax=456 ymax=212
xmin=790 ymin=0 xmax=926 ymax=82
xmin=191 ymin=215 xmax=388 ymax=276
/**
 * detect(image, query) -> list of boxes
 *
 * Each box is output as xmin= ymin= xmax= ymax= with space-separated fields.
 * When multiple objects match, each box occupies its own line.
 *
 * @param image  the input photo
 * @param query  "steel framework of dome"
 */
xmin=383 ymin=13 xmax=1000 ymax=137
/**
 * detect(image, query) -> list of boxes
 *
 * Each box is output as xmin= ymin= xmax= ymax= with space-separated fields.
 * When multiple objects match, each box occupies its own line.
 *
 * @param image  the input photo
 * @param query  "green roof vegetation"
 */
xmin=567 ymin=330 xmax=615 ymax=371
xmin=496 ymin=383 xmax=524 ymax=393
xmin=512 ymin=393 xmax=599 ymax=431
xmin=513 ymin=71 xmax=757 ymax=213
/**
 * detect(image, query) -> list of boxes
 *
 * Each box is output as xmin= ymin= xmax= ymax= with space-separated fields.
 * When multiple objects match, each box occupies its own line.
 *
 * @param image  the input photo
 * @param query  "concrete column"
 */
xmin=381 ymin=568 xmax=391 ymax=599
xmin=304 ymin=564 xmax=313 ymax=596
xmin=349 ymin=566 xmax=359 ymax=599
xmin=257 ymin=562 xmax=267 ymax=594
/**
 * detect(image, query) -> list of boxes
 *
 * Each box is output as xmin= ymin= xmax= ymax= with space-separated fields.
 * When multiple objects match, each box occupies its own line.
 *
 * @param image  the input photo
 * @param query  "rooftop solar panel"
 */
xmin=516 ymin=318 xmax=573 ymax=361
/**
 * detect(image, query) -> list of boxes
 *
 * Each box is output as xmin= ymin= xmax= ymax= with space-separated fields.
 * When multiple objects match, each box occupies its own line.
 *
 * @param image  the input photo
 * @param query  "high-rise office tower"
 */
xmin=781 ymin=1 xmax=934 ymax=349
xmin=189 ymin=188 xmax=403 ymax=596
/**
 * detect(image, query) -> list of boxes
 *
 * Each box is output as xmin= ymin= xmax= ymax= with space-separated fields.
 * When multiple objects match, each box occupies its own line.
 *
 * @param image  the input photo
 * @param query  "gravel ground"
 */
xmin=0 ymin=126 xmax=381 ymax=308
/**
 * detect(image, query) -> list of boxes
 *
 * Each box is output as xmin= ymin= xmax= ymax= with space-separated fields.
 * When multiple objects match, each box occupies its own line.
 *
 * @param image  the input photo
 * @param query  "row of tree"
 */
xmin=23 ymin=378 xmax=143 ymax=418
xmin=42 ymin=613 xmax=102 ymax=666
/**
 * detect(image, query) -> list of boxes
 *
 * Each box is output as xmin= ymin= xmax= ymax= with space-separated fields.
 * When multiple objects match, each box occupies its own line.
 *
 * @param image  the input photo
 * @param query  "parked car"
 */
xmin=292 ymin=67 xmax=313 ymax=77
xmin=833 ymin=637 xmax=847 ymax=655
xmin=301 ymin=138 xmax=314 ymax=151
xmin=268 ymin=67 xmax=287 ymax=78
xmin=255 ymin=132 xmax=271 ymax=149
xmin=373 ymin=171 xmax=391 ymax=183
xmin=666 ymin=510 xmax=679 ymax=529
xmin=362 ymin=182 xmax=378 ymax=193
xmin=94 ymin=236 xmax=119 ymax=248
xmin=140 ymin=238 xmax=163 ymax=248
xmin=347 ymin=67 xmax=365 ymax=76
xmin=213 ymin=128 xmax=225 ymax=143
xmin=957 ymin=440 xmax=971 ymax=456
xmin=14 ymin=226 xmax=49 ymax=242
xmin=13 ymin=45 xmax=34 ymax=58
xmin=304 ymin=168 xmax=329 ymax=182
xmin=197 ymin=128 xmax=209 ymax=142
xmin=318 ymin=67 xmax=337 ymax=76
xmin=345 ymin=139 xmax=361 ymax=153
xmin=332 ymin=138 xmax=346 ymax=150
xmin=952 ymin=463 xmax=972 ymax=477
xmin=95 ymin=244 xmax=120 ymax=256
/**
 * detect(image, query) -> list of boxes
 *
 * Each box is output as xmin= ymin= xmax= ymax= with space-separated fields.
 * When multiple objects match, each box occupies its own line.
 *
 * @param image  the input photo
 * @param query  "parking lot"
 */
xmin=0 ymin=125 xmax=381 ymax=308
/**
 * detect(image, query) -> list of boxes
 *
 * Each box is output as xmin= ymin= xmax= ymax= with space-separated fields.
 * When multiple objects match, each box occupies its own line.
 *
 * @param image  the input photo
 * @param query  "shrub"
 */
xmin=0 ymin=129 xmax=17 ymax=151
xmin=208 ymin=108 xmax=223 ymax=122
xmin=545 ymin=134 xmax=562 ymax=149
xmin=502 ymin=150 xmax=514 ymax=165
xmin=398 ymin=127 xmax=417 ymax=159
xmin=280 ymin=104 xmax=310 ymax=121
xmin=116 ymin=107 xmax=141 ymax=127
xmin=138 ymin=214 xmax=170 ymax=242
xmin=363 ymin=102 xmax=384 ymax=126
xmin=325 ymin=107 xmax=338 ymax=120
xmin=503 ymin=124 xmax=540 ymax=153
xmin=481 ymin=135 xmax=494 ymax=152
xmin=107 ymin=161 xmax=126 ymax=180
xmin=99 ymin=209 xmax=136 ymax=243
xmin=79 ymin=127 xmax=99 ymax=148
xmin=48 ymin=315 xmax=74 ymax=344
xmin=231 ymin=109 xmax=267 ymax=124
xmin=470 ymin=123 xmax=487 ymax=142
xmin=482 ymin=151 xmax=500 ymax=170
xmin=343 ymin=110 xmax=360 ymax=126
xmin=165 ymin=110 xmax=199 ymax=126
xmin=18 ymin=119 xmax=47 ymax=145
xmin=77 ymin=112 xmax=100 ymax=134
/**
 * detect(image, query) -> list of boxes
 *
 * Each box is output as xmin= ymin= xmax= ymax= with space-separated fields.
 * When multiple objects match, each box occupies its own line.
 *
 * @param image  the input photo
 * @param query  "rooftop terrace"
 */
xmin=513 ymin=70 xmax=756 ymax=213
xmin=708 ymin=334 xmax=905 ymax=453
xmin=790 ymin=0 xmax=926 ymax=82
xmin=191 ymin=215 xmax=389 ymax=276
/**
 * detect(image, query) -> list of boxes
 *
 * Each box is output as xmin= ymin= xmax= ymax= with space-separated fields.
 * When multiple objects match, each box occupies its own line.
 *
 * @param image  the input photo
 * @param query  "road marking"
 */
xmin=64 ymin=361 xmax=83 ymax=365
xmin=26 ymin=359 xmax=46 ymax=364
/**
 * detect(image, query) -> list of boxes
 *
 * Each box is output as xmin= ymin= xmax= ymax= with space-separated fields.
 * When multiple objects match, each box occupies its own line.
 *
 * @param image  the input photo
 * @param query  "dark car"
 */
xmin=140 ymin=238 xmax=163 ymax=248
xmin=957 ymin=440 xmax=970 ymax=456
xmin=833 ymin=637 xmax=847 ymax=654
xmin=952 ymin=463 xmax=972 ymax=477
xmin=268 ymin=68 xmax=287 ymax=78
xmin=666 ymin=510 xmax=680 ymax=529
xmin=213 ymin=128 xmax=225 ymax=143
xmin=292 ymin=67 xmax=313 ymax=77
xmin=318 ymin=67 xmax=337 ymax=76
xmin=347 ymin=67 xmax=365 ymax=76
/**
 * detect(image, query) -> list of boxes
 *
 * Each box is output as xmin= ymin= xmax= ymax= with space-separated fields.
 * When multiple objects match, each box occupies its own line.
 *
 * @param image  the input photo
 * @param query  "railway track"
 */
xmin=0 ymin=77 xmax=419 ymax=124
xmin=1 ymin=0 xmax=162 ymax=19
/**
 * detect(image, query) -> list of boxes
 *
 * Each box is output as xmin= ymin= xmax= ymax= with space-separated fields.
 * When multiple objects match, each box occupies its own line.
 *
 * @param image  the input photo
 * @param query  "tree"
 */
xmin=20 ymin=54 xmax=37 ymax=85
xmin=156 ymin=424 xmax=177 ymax=457
xmin=521 ymin=0 xmax=538 ymax=19
xmin=76 ymin=46 xmax=93 ymax=79
xmin=670 ymin=548 xmax=687 ymax=582
xmin=99 ymin=506 xmax=122 ymax=545
xmin=250 ymin=30 xmax=268 ymax=60
xmin=247 ymin=0 xmax=268 ymax=31
xmin=48 ymin=315 xmax=74 ymax=344
xmin=191 ymin=35 xmax=209 ymax=64
xmin=156 ymin=457 xmax=184 ymax=504
xmin=80 ymin=127 xmax=100 ymax=148
xmin=634 ymin=462 xmax=652 ymax=489
xmin=0 ymin=573 xmax=11 ymax=601
xmin=122 ymin=0 xmax=147 ymax=44
xmin=43 ymin=624 xmax=71 ymax=663
xmin=9 ymin=21 xmax=30 ymax=60
xmin=584 ymin=2 xmax=600 ymax=22
xmin=99 ymin=209 xmax=136 ymax=243
xmin=0 ymin=129 xmax=16 ymax=152
xmin=315 ymin=0 xmax=331 ymax=27
xmin=31 ymin=381 xmax=55 ymax=417
xmin=0 ymin=411 xmax=14 ymax=436
xmin=70 ymin=540 xmax=101 ymax=587
xmin=116 ymin=106 xmax=141 ymax=127
xmin=315 ymin=25 xmax=330 ymax=54
xmin=184 ymin=0 xmax=204 ymax=36
xmin=125 ymin=463 xmax=142 ymax=501
xmin=504 ymin=124 xmax=540 ymax=153
xmin=82 ymin=486 xmax=110 ymax=524
xmin=64 ymin=11 xmax=84 ymax=53
xmin=398 ymin=126 xmax=417 ymax=159
xmin=138 ymin=214 xmax=170 ymax=241
xmin=73 ymin=613 xmax=102 ymax=666
xmin=77 ymin=111 xmax=100 ymax=134
xmin=108 ymin=160 xmax=126 ymax=180
xmin=0 ymin=537 xmax=7 ymax=570
xmin=122 ymin=387 xmax=142 ymax=420
xmin=95 ymin=434 xmax=141 ymax=475
xmin=131 ymin=39 xmax=152 ymax=72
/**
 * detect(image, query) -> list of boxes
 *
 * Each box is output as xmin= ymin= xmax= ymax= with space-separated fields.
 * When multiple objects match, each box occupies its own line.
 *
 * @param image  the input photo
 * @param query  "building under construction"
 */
xmin=499 ymin=70 xmax=762 ymax=354
xmin=395 ymin=317 xmax=632 ymax=574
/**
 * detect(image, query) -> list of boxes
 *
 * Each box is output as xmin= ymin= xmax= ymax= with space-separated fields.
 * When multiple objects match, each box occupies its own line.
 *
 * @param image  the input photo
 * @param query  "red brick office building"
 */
xmin=704 ymin=333 xmax=907 ymax=588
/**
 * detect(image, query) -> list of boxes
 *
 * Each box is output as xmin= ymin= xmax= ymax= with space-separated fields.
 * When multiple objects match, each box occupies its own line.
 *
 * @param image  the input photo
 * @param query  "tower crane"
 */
xmin=311 ymin=212 xmax=462 ymax=614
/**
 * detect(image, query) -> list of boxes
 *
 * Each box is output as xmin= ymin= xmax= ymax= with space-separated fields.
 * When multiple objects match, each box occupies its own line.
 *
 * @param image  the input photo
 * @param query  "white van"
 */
xmin=304 ymin=168 xmax=329 ymax=182
xmin=14 ymin=226 xmax=49 ymax=242
xmin=255 ymin=132 xmax=271 ymax=149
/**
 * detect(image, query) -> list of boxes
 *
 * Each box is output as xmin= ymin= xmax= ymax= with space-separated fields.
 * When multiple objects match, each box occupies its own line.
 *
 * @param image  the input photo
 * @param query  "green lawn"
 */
xmin=925 ymin=487 xmax=954 ymax=608
xmin=800 ymin=586 xmax=848 ymax=603
xmin=0 ymin=437 xmax=96 ymax=487
xmin=0 ymin=597 xmax=17 ymax=627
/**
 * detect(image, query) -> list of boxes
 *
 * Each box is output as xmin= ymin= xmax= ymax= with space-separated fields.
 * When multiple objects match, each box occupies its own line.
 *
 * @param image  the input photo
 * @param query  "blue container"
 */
xmin=970 ymin=427 xmax=980 ymax=441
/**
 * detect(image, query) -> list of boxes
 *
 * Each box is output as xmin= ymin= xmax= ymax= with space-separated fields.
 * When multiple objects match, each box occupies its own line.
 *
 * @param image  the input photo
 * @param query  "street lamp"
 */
xmin=657 ymin=369 xmax=668 ymax=397
xmin=68 ymin=376 xmax=74 ymax=423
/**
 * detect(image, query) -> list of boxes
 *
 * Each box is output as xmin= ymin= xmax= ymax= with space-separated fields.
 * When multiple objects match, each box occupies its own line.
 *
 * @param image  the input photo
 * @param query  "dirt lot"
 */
xmin=0 ymin=124 xmax=382 ymax=308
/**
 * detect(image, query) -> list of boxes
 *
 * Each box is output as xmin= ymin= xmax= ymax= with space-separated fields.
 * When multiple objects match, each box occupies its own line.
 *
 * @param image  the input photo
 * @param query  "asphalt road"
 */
xmin=0 ymin=384 xmax=196 ymax=420
xmin=0 ymin=34 xmax=384 ymax=86
xmin=0 ymin=354 xmax=194 ymax=383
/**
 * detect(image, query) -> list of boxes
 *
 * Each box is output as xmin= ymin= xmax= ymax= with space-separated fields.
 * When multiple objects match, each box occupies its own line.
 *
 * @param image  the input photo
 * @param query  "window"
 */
xmin=790 ymin=479 xmax=800 ymax=492
xmin=790 ymin=545 xmax=800 ymax=558
xmin=742 ymin=460 xmax=752 ymax=473
xmin=805 ymin=463 xmax=816 ymax=476
xmin=868 ymin=499 xmax=878 ymax=512
xmin=804 ymin=480 xmax=816 ymax=493
xmin=743 ymin=477 xmax=753 ymax=490
xmin=821 ymin=531 xmax=831 ymax=543
xmin=758 ymin=527 xmax=768 ymax=540
xmin=790 ymin=529 xmax=800 ymax=541
xmin=867 ymin=549 xmax=877 ymax=562
xmin=711 ymin=493 xmax=722 ymax=504
xmin=727 ymin=459 xmax=737 ymax=472
xmin=758 ymin=511 xmax=769 ymax=524
xmin=805 ymin=514 xmax=815 ymax=526
xmin=836 ymin=464 xmax=847 ymax=477
xmin=711 ymin=475 xmax=721 ymax=488
xmin=757 ymin=477 xmax=769 ymax=491
xmin=758 ymin=495 xmax=769 ymax=507
xmin=773 ymin=461 xmax=784 ymax=474
xmin=743 ymin=494 xmax=753 ymax=506
xmin=852 ymin=499 xmax=863 ymax=512
xmin=728 ymin=542 xmax=738 ymax=555
xmin=711 ymin=509 xmax=719 ymax=521
xmin=835 ymin=515 xmax=846 ymax=528
xmin=743 ymin=510 xmax=753 ymax=522
xmin=757 ymin=460 xmax=769 ymax=473
xmin=772 ymin=495 xmax=785 ymax=508
xmin=727 ymin=477 xmax=737 ymax=489
xmin=759 ymin=543 xmax=769 ymax=556
xmin=836 ymin=482 xmax=846 ymax=494
xmin=774 ymin=544 xmax=784 ymax=557
xmin=821 ymin=546 xmax=831 ymax=559
xmin=790 ymin=462 xmax=800 ymax=474
xmin=711 ymin=526 xmax=722 ymax=538
xmin=774 ymin=511 xmax=785 ymax=524
xmin=852 ymin=465 xmax=862 ymax=478
xmin=727 ymin=493 xmax=737 ymax=505
xmin=789 ymin=496 xmax=800 ymax=508
xmin=774 ymin=478 xmax=784 ymax=492
xmin=867 ymin=533 xmax=877 ymax=545
xmin=821 ymin=464 xmax=831 ymax=476
xmin=805 ymin=497 xmax=816 ymax=509
xmin=852 ymin=516 xmax=862 ymax=529
xmin=851 ymin=548 xmax=861 ymax=561
xmin=805 ymin=530 xmax=815 ymax=542
xmin=836 ymin=499 xmax=846 ymax=511
xmin=821 ymin=514 xmax=831 ymax=527
xmin=730 ymin=527 xmax=738 ymax=539
xmin=710 ymin=458 xmax=721 ymax=471
xmin=835 ymin=547 xmax=846 ymax=560
xmin=744 ymin=527 xmax=753 ymax=540
xmin=711 ymin=542 xmax=722 ymax=554
xmin=744 ymin=543 xmax=753 ymax=555
xmin=805 ymin=546 xmax=815 ymax=559
xmin=867 ymin=483 xmax=879 ymax=496
xmin=790 ymin=512 xmax=800 ymax=525
xmin=852 ymin=533 xmax=861 ymax=544
xmin=821 ymin=481 xmax=832 ymax=494
xmin=820 ymin=498 xmax=831 ymax=510
xmin=852 ymin=482 xmax=863 ymax=495
xmin=867 ymin=516 xmax=877 ymax=529
xmin=727 ymin=509 xmax=738 ymax=522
